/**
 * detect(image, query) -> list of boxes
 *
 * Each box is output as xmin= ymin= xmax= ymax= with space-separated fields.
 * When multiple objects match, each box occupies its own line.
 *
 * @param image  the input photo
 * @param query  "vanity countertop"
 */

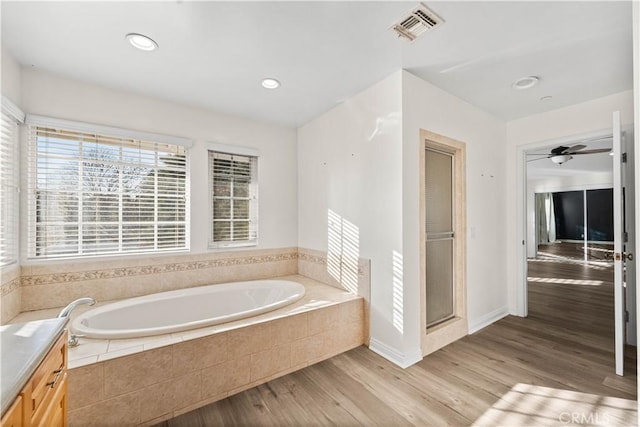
xmin=0 ymin=317 xmax=68 ymax=416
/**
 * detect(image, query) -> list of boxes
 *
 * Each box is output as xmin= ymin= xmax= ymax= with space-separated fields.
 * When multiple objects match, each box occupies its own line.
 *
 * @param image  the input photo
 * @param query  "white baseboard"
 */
xmin=369 ymin=338 xmax=423 ymax=369
xmin=468 ymin=306 xmax=509 ymax=334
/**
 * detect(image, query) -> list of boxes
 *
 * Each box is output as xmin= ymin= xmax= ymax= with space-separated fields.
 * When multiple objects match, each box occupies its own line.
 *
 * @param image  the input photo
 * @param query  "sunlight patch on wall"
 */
xmin=327 ymin=209 xmax=359 ymax=294
xmin=392 ymin=250 xmax=404 ymax=333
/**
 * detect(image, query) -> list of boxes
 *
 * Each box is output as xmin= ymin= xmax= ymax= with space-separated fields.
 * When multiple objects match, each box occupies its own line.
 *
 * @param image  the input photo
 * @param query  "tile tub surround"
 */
xmin=298 ymin=247 xmax=370 ymax=343
xmin=14 ymin=276 xmax=365 ymax=426
xmin=18 ymin=247 xmax=299 ymax=312
xmin=298 ymin=247 xmax=370 ymax=295
xmin=0 ymin=264 xmax=21 ymax=323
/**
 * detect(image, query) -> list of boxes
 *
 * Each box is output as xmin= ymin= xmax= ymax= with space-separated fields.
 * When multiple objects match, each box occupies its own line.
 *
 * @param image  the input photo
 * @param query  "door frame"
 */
xmin=515 ymin=128 xmax=614 ymax=317
xmin=419 ymin=129 xmax=467 ymax=356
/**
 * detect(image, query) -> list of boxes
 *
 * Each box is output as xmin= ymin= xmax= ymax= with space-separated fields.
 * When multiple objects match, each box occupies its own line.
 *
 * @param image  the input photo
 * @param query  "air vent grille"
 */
xmin=391 ymin=3 xmax=443 ymax=42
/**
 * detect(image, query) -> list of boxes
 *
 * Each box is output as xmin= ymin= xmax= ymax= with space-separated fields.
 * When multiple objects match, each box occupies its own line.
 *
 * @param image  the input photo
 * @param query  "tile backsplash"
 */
xmin=2 ymin=247 xmax=372 ymax=326
xmin=0 ymin=264 xmax=21 ymax=323
xmin=17 ymin=248 xmax=298 ymax=313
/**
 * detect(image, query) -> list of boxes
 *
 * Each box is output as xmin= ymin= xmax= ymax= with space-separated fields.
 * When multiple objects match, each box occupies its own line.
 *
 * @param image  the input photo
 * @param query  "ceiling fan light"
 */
xmin=551 ymin=154 xmax=572 ymax=165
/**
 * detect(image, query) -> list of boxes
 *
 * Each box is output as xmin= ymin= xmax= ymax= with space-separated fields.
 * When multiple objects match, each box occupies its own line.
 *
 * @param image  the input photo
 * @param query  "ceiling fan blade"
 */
xmin=526 ymin=153 xmax=552 ymax=156
xmin=571 ymin=148 xmax=612 ymax=155
xmin=527 ymin=156 xmax=550 ymax=162
xmin=566 ymin=144 xmax=586 ymax=152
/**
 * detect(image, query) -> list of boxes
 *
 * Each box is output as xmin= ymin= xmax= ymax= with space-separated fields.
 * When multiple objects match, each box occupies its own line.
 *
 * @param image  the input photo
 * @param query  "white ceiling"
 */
xmin=1 ymin=1 xmax=633 ymax=128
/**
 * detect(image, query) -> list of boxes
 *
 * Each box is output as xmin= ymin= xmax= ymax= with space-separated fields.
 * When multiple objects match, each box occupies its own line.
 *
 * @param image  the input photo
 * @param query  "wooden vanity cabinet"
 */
xmin=1 ymin=397 xmax=22 ymax=427
xmin=1 ymin=332 xmax=68 ymax=427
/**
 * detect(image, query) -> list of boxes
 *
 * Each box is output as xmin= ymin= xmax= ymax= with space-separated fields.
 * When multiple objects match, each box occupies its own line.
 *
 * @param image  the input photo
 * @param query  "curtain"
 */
xmin=536 ymin=193 xmax=556 ymax=244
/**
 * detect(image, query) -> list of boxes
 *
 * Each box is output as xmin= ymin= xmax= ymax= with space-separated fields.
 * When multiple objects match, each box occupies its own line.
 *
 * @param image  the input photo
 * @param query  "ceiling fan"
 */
xmin=527 ymin=144 xmax=611 ymax=165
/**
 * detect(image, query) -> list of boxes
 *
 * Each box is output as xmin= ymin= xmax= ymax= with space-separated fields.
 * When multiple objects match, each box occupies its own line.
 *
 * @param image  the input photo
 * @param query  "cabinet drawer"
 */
xmin=30 ymin=333 xmax=67 ymax=426
xmin=34 ymin=373 xmax=66 ymax=427
xmin=0 ymin=395 xmax=23 ymax=427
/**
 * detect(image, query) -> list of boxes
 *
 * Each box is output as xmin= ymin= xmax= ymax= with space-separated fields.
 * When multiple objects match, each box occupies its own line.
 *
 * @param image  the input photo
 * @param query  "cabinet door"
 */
xmin=36 ymin=374 xmax=67 ymax=427
xmin=0 ymin=395 xmax=23 ymax=427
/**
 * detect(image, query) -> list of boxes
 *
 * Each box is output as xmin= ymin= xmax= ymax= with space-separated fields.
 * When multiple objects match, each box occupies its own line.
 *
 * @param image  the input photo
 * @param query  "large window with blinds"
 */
xmin=0 ymin=105 xmax=22 ymax=266
xmin=28 ymin=124 xmax=189 ymax=259
xmin=209 ymin=150 xmax=258 ymax=247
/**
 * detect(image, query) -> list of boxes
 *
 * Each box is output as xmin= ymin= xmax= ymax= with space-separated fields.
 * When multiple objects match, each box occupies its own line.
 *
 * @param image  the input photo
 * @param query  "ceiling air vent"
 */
xmin=391 ymin=3 xmax=443 ymax=42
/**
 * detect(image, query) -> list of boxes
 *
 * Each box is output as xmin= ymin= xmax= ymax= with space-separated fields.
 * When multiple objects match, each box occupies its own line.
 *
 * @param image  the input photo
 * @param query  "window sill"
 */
xmin=208 ymin=241 xmax=257 ymax=250
xmin=22 ymin=248 xmax=191 ymax=266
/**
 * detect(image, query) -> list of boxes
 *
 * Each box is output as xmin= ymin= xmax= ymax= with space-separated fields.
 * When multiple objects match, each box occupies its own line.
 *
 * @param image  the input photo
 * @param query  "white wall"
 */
xmin=298 ymin=70 xmax=509 ymax=367
xmin=402 ymin=71 xmax=508 ymax=339
xmin=19 ymin=68 xmax=298 ymax=260
xmin=1 ymin=47 xmax=22 ymax=106
xmin=297 ymin=71 xmax=406 ymax=359
xmin=506 ymin=91 xmax=634 ymax=146
xmin=506 ymin=90 xmax=634 ymax=313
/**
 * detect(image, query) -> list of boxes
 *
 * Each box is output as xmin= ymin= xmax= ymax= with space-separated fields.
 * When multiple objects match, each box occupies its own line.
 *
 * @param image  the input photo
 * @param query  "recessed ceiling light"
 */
xmin=261 ymin=78 xmax=280 ymax=89
xmin=126 ymin=33 xmax=158 ymax=51
xmin=540 ymin=95 xmax=553 ymax=102
xmin=512 ymin=76 xmax=540 ymax=90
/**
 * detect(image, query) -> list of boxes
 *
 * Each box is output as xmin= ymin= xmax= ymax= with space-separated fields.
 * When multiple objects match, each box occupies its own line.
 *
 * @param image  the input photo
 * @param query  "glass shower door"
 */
xmin=425 ymin=147 xmax=455 ymax=327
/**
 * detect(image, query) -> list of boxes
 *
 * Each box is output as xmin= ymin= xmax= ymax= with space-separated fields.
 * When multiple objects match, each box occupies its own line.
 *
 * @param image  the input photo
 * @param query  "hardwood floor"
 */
xmin=535 ymin=241 xmax=614 ymax=262
xmin=160 ymin=244 xmax=637 ymax=426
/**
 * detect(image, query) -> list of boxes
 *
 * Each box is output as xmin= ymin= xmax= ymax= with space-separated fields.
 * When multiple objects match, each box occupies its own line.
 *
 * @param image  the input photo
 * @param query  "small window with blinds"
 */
xmin=0 ymin=110 xmax=20 ymax=266
xmin=209 ymin=150 xmax=258 ymax=247
xmin=28 ymin=125 xmax=189 ymax=259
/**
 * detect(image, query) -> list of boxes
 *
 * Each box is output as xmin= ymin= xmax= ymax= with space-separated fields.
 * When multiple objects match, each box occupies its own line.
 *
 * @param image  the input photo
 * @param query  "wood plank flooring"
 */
xmin=160 ymin=243 xmax=636 ymax=426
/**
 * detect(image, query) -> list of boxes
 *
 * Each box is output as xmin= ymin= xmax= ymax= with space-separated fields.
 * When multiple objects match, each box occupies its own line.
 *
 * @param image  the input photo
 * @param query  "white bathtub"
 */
xmin=71 ymin=279 xmax=305 ymax=339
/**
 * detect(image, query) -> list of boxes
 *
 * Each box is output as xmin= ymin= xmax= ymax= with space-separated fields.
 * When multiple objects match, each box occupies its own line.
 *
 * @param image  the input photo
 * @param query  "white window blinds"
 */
xmin=28 ymin=125 xmax=189 ymax=259
xmin=0 ymin=109 xmax=21 ymax=266
xmin=209 ymin=150 xmax=258 ymax=247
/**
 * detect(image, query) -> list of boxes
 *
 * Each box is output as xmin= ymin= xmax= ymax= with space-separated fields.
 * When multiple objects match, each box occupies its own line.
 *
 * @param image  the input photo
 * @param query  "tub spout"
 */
xmin=58 ymin=297 xmax=96 ymax=318
xmin=58 ymin=297 xmax=96 ymax=347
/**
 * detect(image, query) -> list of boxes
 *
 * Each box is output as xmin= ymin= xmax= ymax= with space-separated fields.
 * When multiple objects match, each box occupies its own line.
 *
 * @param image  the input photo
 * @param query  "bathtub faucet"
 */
xmin=58 ymin=297 xmax=96 ymax=347
xmin=58 ymin=297 xmax=96 ymax=318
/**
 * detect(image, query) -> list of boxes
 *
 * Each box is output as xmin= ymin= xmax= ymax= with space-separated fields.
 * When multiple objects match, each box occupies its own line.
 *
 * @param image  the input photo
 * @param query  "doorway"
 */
xmin=521 ymin=124 xmax=636 ymax=377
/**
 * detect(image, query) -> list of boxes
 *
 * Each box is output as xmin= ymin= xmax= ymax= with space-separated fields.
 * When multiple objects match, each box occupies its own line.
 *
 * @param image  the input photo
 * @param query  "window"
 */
xmin=0 ymin=98 xmax=24 ymax=266
xmin=27 ymin=120 xmax=190 ymax=259
xmin=209 ymin=148 xmax=258 ymax=247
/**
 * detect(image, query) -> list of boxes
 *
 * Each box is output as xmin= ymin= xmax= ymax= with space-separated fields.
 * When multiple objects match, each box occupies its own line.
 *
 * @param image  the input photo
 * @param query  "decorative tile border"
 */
xmin=298 ymin=252 xmax=326 ymax=265
xmin=0 ymin=277 xmax=21 ymax=296
xmin=298 ymin=251 xmax=366 ymax=277
xmin=22 ymin=251 xmax=298 ymax=287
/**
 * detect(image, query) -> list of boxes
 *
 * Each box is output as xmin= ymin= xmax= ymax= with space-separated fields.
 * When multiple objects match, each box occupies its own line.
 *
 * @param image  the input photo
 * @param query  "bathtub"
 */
xmin=71 ymin=279 xmax=305 ymax=339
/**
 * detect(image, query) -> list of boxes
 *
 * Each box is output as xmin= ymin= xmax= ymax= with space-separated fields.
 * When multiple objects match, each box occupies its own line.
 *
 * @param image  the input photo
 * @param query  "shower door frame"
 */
xmin=420 ymin=129 xmax=468 ymax=356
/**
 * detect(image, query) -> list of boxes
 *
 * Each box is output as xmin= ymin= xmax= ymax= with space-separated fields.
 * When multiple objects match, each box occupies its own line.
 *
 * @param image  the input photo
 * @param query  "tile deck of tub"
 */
xmin=9 ymin=274 xmax=363 ymax=369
